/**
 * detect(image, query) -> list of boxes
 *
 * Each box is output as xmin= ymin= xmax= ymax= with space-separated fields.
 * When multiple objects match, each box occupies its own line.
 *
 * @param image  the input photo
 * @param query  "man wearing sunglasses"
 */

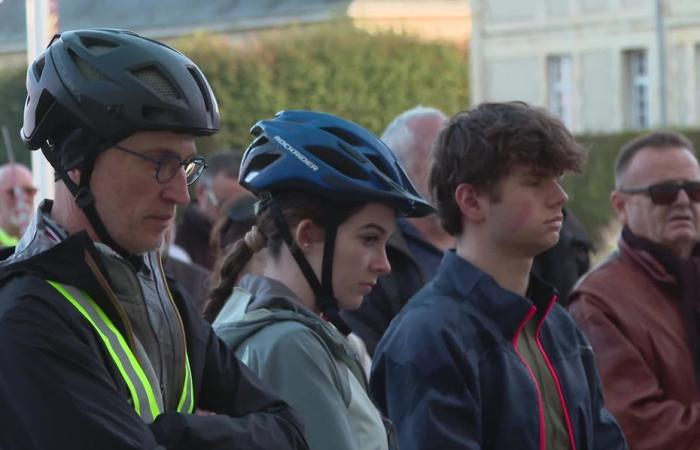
xmin=0 ymin=163 xmax=37 ymax=248
xmin=569 ymin=131 xmax=700 ymax=450
xmin=0 ymin=29 xmax=307 ymax=450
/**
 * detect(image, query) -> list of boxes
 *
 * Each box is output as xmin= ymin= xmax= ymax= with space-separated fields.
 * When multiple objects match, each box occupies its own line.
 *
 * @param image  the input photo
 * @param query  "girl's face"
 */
xmin=323 ymin=202 xmax=395 ymax=310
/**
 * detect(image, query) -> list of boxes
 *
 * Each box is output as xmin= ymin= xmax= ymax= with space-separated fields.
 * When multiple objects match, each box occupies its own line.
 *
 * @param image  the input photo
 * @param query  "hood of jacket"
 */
xmin=213 ymin=273 xmax=365 ymax=380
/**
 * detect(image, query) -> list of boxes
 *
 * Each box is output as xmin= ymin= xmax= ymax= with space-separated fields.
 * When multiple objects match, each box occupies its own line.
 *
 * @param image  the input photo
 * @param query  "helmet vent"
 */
xmin=247 ymin=153 xmax=281 ymax=174
xmin=35 ymin=90 xmax=56 ymax=129
xmin=142 ymin=106 xmax=178 ymax=123
xmin=321 ymin=127 xmax=364 ymax=146
xmin=131 ymin=67 xmax=181 ymax=99
xmin=366 ymin=154 xmax=396 ymax=181
xmin=69 ymin=49 xmax=106 ymax=82
xmin=305 ymin=145 xmax=368 ymax=180
xmin=33 ymin=56 xmax=46 ymax=80
xmin=80 ymin=36 xmax=118 ymax=55
xmin=187 ymin=67 xmax=212 ymax=112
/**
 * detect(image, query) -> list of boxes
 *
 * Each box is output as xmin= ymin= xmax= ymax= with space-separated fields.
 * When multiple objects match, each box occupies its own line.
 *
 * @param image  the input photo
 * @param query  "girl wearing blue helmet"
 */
xmin=204 ymin=110 xmax=433 ymax=450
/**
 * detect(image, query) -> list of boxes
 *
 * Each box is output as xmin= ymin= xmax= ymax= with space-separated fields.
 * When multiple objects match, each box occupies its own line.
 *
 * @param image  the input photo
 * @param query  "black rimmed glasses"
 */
xmin=619 ymin=180 xmax=700 ymax=205
xmin=114 ymin=144 xmax=207 ymax=185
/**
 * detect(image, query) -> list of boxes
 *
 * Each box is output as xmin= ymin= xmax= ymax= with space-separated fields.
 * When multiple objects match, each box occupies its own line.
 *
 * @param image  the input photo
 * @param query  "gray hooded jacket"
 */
xmin=213 ymin=274 xmax=391 ymax=450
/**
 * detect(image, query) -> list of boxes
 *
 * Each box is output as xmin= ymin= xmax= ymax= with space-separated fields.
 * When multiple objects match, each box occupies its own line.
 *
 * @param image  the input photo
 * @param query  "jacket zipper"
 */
xmin=512 ymin=305 xmax=546 ymax=450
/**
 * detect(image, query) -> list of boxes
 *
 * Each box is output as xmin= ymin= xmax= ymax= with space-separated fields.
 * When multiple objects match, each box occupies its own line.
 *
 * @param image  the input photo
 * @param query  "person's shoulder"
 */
xmin=571 ymin=249 xmax=630 ymax=291
xmin=240 ymin=314 xmax=330 ymax=356
xmin=376 ymin=287 xmax=475 ymax=361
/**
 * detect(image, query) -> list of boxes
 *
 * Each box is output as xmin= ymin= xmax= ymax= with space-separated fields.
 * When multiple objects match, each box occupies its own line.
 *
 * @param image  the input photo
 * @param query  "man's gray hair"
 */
xmin=381 ymin=106 xmax=447 ymax=168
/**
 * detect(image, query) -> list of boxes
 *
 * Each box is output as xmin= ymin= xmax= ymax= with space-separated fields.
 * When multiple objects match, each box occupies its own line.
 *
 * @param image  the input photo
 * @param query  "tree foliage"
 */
xmin=173 ymin=23 xmax=470 ymax=152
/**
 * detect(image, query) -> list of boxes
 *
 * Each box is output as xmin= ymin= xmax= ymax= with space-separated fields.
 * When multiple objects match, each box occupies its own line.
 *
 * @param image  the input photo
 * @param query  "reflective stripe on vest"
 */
xmin=0 ymin=228 xmax=18 ymax=247
xmin=46 ymin=280 xmax=194 ymax=422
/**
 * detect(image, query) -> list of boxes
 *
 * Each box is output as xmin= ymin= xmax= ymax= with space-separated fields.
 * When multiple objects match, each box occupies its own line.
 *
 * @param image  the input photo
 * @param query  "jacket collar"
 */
xmin=618 ymin=234 xmax=677 ymax=285
xmin=432 ymin=250 xmax=558 ymax=338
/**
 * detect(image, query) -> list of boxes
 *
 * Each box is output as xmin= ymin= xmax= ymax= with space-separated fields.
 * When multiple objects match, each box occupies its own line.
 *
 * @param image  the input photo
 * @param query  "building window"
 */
xmin=547 ymin=55 xmax=574 ymax=129
xmin=624 ymin=49 xmax=650 ymax=129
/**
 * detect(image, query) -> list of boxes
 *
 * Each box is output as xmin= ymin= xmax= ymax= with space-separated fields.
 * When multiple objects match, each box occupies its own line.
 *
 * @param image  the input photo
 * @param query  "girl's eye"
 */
xmin=362 ymin=235 xmax=380 ymax=245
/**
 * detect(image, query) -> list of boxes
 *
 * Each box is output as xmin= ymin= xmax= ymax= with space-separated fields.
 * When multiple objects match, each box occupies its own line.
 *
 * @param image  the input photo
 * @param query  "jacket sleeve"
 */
xmin=570 ymin=292 xmax=700 ymax=450
xmin=0 ymin=286 xmax=307 ymax=450
xmin=152 ymin=286 xmax=309 ymax=450
xmin=370 ymin=314 xmax=481 ymax=450
xmin=572 ymin=322 xmax=629 ymax=450
xmin=237 ymin=325 xmax=361 ymax=450
xmin=0 ymin=294 xmax=166 ymax=450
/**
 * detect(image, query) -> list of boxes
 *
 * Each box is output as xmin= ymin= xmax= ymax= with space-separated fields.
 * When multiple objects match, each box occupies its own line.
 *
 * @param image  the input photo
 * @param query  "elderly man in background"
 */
xmin=569 ymin=131 xmax=700 ymax=449
xmin=0 ymin=163 xmax=36 ymax=248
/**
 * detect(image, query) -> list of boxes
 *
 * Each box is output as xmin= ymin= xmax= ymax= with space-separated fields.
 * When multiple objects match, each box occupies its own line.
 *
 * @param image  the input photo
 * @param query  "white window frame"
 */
xmin=624 ymin=49 xmax=650 ymax=129
xmin=546 ymin=54 xmax=574 ymax=129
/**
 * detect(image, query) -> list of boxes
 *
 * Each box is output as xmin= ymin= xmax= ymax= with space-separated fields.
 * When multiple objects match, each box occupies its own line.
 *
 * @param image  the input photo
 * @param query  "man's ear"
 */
xmin=66 ymin=168 xmax=81 ymax=185
xmin=294 ymin=218 xmax=325 ymax=250
xmin=610 ymin=190 xmax=628 ymax=223
xmin=454 ymin=183 xmax=486 ymax=223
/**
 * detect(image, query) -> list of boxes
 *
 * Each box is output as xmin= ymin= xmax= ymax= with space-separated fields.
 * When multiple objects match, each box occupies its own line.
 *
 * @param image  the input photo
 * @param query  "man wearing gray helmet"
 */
xmin=0 ymin=29 xmax=307 ymax=450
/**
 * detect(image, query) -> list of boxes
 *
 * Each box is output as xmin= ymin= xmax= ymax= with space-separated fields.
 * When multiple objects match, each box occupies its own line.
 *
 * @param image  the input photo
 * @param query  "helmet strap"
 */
xmin=266 ymin=196 xmax=351 ymax=334
xmin=42 ymin=139 xmax=143 ymax=271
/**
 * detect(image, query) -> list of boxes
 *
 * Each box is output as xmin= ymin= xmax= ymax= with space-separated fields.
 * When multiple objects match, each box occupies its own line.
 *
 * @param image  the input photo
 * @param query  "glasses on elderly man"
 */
xmin=114 ymin=145 xmax=207 ymax=185
xmin=619 ymin=180 xmax=700 ymax=205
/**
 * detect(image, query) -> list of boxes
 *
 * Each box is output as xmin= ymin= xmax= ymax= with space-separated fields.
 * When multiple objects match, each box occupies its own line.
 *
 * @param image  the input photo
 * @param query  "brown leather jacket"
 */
xmin=569 ymin=237 xmax=700 ymax=450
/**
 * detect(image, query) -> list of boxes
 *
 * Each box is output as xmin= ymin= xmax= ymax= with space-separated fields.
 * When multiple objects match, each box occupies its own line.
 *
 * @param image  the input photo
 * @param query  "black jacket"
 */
xmin=0 ymin=232 xmax=308 ymax=450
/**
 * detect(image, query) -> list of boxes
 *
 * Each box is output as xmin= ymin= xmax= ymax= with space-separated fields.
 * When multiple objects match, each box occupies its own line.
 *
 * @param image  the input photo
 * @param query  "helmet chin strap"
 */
xmin=41 ymin=137 xmax=144 ymax=271
xmin=265 ymin=197 xmax=351 ymax=335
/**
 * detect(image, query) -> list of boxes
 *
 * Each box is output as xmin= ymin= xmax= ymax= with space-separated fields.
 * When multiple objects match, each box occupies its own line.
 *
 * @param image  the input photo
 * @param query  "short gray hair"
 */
xmin=381 ymin=106 xmax=447 ymax=167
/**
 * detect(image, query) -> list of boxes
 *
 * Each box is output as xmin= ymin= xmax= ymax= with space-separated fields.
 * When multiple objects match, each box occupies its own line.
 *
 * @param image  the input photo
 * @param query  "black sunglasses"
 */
xmin=619 ymin=180 xmax=700 ymax=205
xmin=114 ymin=145 xmax=207 ymax=185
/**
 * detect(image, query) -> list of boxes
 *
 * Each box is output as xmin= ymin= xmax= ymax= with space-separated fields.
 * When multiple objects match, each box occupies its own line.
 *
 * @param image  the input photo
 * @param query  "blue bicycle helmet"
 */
xmin=239 ymin=111 xmax=434 ymax=334
xmin=239 ymin=110 xmax=435 ymax=217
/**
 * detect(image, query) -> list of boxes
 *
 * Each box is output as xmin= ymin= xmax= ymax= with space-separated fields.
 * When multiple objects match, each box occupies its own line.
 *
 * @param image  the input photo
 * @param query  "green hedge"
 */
xmin=1 ymin=23 xmax=469 ymax=162
xmin=172 ymin=23 xmax=470 ymax=152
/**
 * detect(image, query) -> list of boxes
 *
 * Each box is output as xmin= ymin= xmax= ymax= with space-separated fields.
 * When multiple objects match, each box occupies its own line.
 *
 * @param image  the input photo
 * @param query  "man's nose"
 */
xmin=162 ymin=169 xmax=191 ymax=205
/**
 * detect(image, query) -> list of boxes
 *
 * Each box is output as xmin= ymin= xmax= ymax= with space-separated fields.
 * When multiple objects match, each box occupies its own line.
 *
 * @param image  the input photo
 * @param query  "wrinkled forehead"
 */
xmin=624 ymin=146 xmax=700 ymax=187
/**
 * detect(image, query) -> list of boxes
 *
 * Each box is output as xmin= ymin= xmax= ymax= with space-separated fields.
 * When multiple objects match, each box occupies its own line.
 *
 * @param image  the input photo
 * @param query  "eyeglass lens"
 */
xmin=649 ymin=182 xmax=700 ymax=205
xmin=157 ymin=157 xmax=204 ymax=185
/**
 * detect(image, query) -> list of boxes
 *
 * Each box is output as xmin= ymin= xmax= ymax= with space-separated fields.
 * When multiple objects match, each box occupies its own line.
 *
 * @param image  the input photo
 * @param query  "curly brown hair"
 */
xmin=430 ymin=101 xmax=586 ymax=236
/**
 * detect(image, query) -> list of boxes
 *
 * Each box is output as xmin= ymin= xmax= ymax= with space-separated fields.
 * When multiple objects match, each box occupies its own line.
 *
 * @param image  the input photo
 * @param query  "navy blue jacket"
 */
xmin=370 ymin=251 xmax=626 ymax=450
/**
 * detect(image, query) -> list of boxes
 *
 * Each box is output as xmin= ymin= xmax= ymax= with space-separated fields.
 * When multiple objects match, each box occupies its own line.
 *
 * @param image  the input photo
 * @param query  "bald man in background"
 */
xmin=0 ymin=163 xmax=36 ymax=248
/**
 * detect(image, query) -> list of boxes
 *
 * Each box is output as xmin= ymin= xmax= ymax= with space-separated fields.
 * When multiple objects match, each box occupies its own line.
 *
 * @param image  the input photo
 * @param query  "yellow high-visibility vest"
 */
xmin=0 ymin=228 xmax=18 ymax=247
xmin=46 ymin=280 xmax=194 ymax=423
